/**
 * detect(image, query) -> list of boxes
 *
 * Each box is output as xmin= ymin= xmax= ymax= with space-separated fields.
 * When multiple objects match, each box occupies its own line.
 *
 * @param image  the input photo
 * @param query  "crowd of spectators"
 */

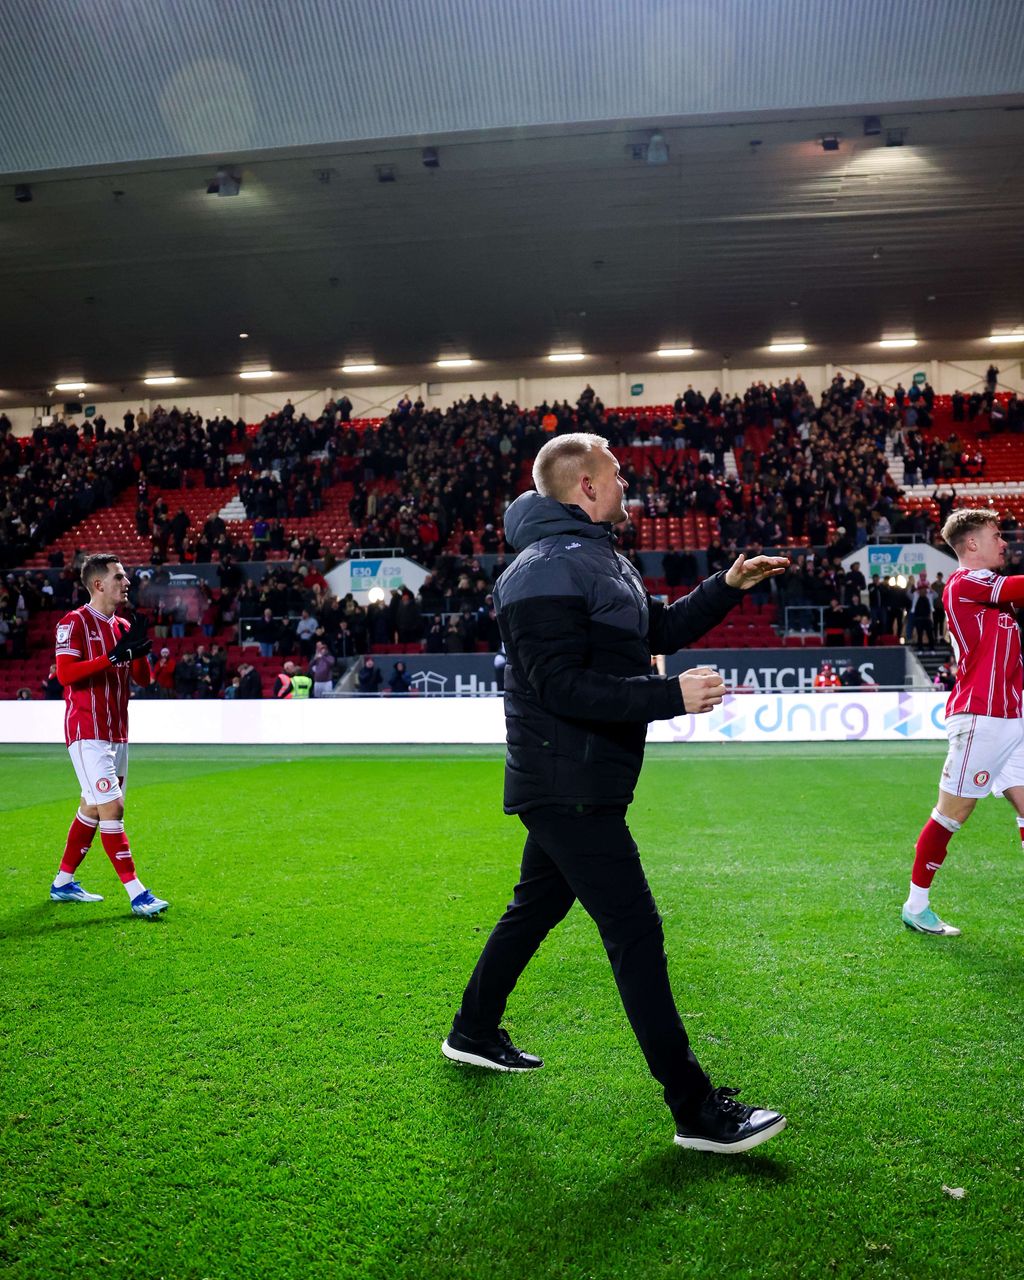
xmin=0 ymin=405 xmax=241 ymax=572
xmin=4 ymin=377 xmax=1022 ymax=581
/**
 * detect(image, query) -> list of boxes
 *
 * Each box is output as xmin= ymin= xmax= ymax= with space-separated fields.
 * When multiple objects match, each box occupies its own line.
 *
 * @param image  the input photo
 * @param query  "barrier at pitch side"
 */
xmin=2 ymin=691 xmax=948 ymax=745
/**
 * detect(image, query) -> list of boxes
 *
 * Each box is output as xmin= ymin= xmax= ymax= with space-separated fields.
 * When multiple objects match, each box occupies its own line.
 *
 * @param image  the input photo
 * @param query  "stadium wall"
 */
xmin=5 ymin=692 xmax=948 ymax=745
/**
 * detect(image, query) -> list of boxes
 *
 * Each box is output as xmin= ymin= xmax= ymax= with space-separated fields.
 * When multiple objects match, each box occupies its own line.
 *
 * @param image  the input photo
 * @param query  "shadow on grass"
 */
xmin=413 ymin=1064 xmax=790 ymax=1278
xmin=0 ymin=904 xmax=144 ymax=942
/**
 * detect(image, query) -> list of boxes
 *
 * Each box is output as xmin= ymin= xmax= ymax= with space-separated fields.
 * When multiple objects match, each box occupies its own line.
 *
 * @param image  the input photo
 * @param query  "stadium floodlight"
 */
xmin=656 ymin=347 xmax=695 ymax=357
xmin=878 ymin=338 xmax=917 ymax=348
xmin=548 ymin=352 xmax=586 ymax=362
xmin=144 ymin=376 xmax=179 ymax=386
xmin=989 ymin=333 xmax=1024 ymax=344
xmin=239 ymin=369 xmax=275 ymax=379
xmin=768 ymin=342 xmax=807 ymax=353
xmin=341 ymin=363 xmax=379 ymax=373
xmin=436 ymin=358 xmax=474 ymax=368
xmin=55 ymin=381 xmax=88 ymax=391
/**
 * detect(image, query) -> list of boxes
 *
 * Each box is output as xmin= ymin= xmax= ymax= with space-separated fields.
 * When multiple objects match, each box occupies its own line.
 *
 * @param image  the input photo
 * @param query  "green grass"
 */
xmin=2 ymin=742 xmax=1023 ymax=1279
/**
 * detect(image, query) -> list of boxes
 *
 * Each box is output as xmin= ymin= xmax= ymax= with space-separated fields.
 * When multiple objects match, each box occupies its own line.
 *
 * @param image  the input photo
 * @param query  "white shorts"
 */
xmin=68 ymin=740 xmax=129 ymax=806
xmin=940 ymin=714 xmax=1024 ymax=799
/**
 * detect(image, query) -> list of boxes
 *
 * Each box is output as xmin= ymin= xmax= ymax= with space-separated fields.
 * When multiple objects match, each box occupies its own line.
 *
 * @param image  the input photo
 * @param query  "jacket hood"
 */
xmin=503 ymin=491 xmax=611 ymax=552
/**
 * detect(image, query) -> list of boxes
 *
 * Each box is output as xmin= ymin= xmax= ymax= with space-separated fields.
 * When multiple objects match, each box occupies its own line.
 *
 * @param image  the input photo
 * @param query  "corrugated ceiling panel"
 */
xmin=1 ymin=0 xmax=1022 ymax=175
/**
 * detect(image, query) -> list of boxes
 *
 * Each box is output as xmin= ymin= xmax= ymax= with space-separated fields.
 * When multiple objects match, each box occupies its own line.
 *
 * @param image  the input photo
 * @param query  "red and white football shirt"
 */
xmin=55 ymin=605 xmax=133 ymax=744
xmin=943 ymin=568 xmax=1023 ymax=719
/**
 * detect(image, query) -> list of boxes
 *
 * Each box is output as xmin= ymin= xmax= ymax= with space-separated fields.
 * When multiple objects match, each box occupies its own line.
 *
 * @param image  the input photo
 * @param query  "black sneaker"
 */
xmin=441 ymin=1027 xmax=543 ymax=1073
xmin=673 ymin=1087 xmax=786 ymax=1154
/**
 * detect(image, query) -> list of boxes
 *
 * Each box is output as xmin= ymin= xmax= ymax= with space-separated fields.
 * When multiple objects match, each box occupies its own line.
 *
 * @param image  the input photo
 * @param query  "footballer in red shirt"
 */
xmin=903 ymin=509 xmax=1024 ymax=937
xmin=50 ymin=554 xmax=169 ymax=917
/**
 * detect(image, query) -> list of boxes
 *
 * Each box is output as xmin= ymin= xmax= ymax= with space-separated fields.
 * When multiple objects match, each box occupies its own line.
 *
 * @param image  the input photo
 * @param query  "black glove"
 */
xmin=108 ymin=613 xmax=150 ymax=665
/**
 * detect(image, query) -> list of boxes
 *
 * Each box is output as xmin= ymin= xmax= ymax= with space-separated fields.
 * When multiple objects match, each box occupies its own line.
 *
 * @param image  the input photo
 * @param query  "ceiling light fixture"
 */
xmin=768 ymin=343 xmax=807 ymax=354
xmin=239 ymin=369 xmax=275 ymax=379
xmin=820 ymin=135 xmax=840 ymax=152
xmin=207 ymin=168 xmax=241 ymax=197
xmin=436 ymin=358 xmax=474 ymax=368
xmin=878 ymin=338 xmax=918 ymax=348
xmin=14 ymin=184 xmax=32 ymax=203
xmin=989 ymin=333 xmax=1024 ymax=344
xmin=239 ymin=332 xmax=250 ymax=339
xmin=547 ymin=352 xmax=587 ymax=362
xmin=55 ymin=381 xmax=88 ymax=391
xmin=656 ymin=347 xmax=695 ymax=358
xmin=341 ymin=363 xmax=379 ymax=373
xmin=144 ymin=376 xmax=180 ymax=386
xmin=646 ymin=131 xmax=669 ymax=166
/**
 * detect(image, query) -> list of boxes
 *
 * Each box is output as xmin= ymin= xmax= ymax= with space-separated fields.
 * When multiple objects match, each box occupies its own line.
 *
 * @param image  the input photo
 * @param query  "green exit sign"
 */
xmin=630 ymin=383 xmax=644 ymax=396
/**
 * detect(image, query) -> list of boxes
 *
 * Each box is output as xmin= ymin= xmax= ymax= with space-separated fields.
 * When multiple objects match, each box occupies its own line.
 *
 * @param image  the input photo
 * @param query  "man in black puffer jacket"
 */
xmin=442 ymin=432 xmax=790 ymax=1155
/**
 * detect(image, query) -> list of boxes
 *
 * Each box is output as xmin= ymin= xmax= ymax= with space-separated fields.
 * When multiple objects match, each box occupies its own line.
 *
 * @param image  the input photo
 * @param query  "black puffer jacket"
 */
xmin=494 ymin=491 xmax=745 ymax=813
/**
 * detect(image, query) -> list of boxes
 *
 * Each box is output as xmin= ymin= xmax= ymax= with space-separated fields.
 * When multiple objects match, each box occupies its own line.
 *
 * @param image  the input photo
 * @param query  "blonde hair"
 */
xmin=941 ymin=507 xmax=998 ymax=551
xmin=532 ymin=432 xmax=610 ymax=501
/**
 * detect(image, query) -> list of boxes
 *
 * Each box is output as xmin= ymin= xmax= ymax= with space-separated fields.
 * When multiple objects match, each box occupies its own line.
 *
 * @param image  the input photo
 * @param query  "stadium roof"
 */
xmin=1 ymin=1 xmax=1023 ymax=397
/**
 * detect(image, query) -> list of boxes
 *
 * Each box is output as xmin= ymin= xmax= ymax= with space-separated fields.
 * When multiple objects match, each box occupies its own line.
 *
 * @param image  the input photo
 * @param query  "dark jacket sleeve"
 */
xmin=647 ymin=571 xmax=745 ymax=655
xmin=499 ymin=559 xmax=684 ymax=724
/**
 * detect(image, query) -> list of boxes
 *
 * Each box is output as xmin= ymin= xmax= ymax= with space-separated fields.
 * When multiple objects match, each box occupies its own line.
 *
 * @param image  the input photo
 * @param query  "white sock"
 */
xmin=53 ymin=870 xmax=75 ymax=887
xmin=1016 ymin=817 xmax=1024 ymax=832
xmin=906 ymin=883 xmax=930 ymax=914
xmin=123 ymin=877 xmax=145 ymax=899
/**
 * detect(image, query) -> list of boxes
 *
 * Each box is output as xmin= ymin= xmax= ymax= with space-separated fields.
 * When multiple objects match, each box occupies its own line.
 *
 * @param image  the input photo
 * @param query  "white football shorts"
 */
xmin=940 ymin=714 xmax=1024 ymax=799
xmin=68 ymin=740 xmax=129 ymax=806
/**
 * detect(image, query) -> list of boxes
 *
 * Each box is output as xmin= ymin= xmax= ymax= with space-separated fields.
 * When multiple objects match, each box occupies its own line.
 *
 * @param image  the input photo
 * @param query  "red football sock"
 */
xmin=99 ymin=820 xmax=137 ymax=884
xmin=911 ymin=809 xmax=959 ymax=888
xmin=60 ymin=809 xmax=98 ymax=874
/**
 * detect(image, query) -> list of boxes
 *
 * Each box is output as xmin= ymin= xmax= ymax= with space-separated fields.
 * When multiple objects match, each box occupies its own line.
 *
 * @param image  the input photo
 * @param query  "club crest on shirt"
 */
xmin=973 ymin=770 xmax=991 ymax=787
xmin=96 ymin=777 xmax=112 ymax=793
xmin=56 ymin=624 xmax=72 ymax=644
xmin=997 ymin=612 xmax=1017 ymax=630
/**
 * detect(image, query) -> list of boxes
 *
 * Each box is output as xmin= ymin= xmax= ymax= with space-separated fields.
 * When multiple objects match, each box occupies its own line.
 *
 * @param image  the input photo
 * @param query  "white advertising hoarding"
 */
xmin=3 ymin=691 xmax=948 ymax=745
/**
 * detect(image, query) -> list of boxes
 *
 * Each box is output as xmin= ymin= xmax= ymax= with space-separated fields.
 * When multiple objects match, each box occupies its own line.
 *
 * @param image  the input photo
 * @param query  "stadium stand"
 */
xmin=3 ymin=380 xmax=1023 ymax=696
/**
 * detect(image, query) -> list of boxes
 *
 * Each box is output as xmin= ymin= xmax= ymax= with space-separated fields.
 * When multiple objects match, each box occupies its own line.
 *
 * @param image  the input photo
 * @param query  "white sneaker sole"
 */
xmin=674 ymin=1115 xmax=787 ymax=1154
xmin=440 ymin=1038 xmax=540 ymax=1073
xmin=50 ymin=891 xmax=104 ymax=903
xmin=903 ymin=918 xmax=961 ymax=937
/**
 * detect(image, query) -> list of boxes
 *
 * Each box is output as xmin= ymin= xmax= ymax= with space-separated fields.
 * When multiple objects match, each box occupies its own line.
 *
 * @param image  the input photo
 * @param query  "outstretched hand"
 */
xmin=724 ymin=554 xmax=789 ymax=591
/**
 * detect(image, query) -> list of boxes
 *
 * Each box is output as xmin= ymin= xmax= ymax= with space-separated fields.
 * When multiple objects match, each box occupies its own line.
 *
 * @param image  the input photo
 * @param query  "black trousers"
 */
xmin=451 ymin=805 xmax=711 ymax=1121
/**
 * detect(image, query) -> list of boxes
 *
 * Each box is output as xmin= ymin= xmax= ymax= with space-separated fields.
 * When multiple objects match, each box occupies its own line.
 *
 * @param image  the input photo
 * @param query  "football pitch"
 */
xmin=1 ymin=741 xmax=1022 ymax=1280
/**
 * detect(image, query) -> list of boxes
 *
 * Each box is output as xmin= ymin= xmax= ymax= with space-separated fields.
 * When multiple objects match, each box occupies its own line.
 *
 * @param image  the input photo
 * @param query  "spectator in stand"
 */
xmin=839 ymin=659 xmax=865 ymax=687
xmin=357 ymin=656 xmax=383 ymax=695
xmin=907 ymin=585 xmax=937 ymax=646
xmin=309 ymin=642 xmax=336 ymax=698
xmin=273 ymin=661 xmax=296 ymax=699
xmin=933 ymin=662 xmax=956 ymax=693
xmin=253 ymin=608 xmax=279 ymax=658
xmin=43 ymin=663 xmax=63 ymax=699
xmin=237 ymin=662 xmax=262 ymax=699
xmin=385 ymin=660 xmax=412 ymax=695
xmin=173 ymin=650 xmax=199 ymax=699
xmin=294 ymin=609 xmax=319 ymax=657
xmin=812 ymin=662 xmax=842 ymax=689
xmin=151 ymin=647 xmax=176 ymax=697
xmin=207 ymin=644 xmax=227 ymax=695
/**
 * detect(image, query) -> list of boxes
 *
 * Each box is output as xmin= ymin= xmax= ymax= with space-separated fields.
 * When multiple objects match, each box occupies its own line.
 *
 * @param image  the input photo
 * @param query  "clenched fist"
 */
xmin=679 ymin=666 xmax=726 ymax=714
